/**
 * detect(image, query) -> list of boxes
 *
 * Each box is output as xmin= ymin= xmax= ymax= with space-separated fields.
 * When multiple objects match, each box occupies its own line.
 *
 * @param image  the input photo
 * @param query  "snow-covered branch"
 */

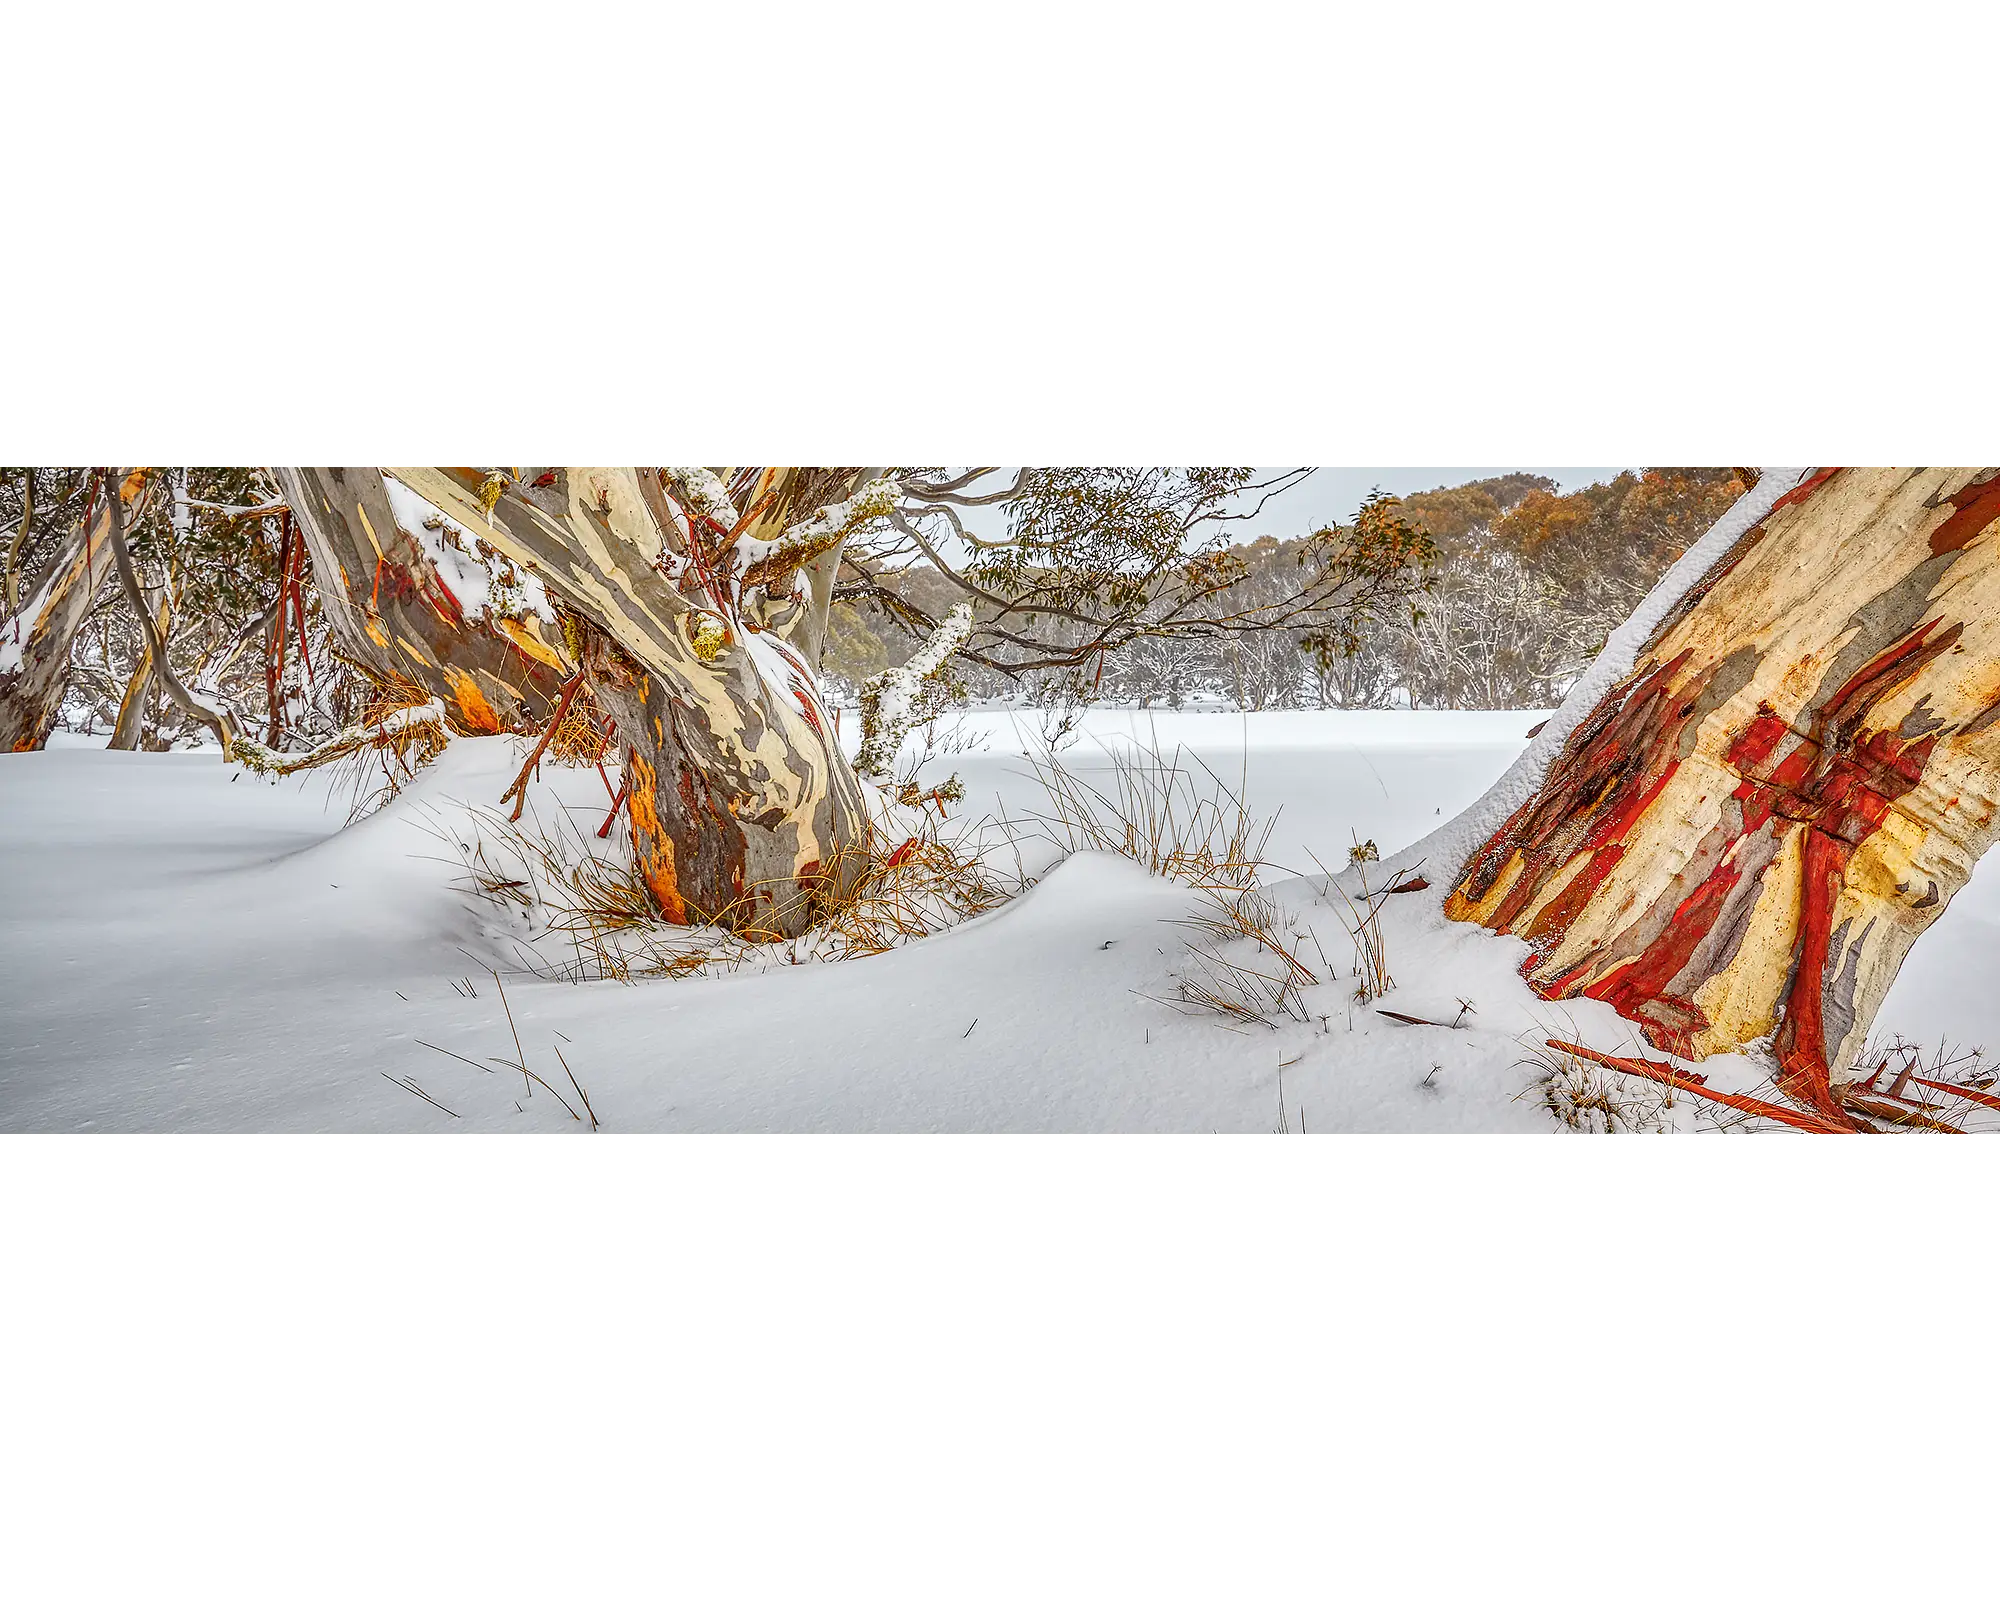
xmin=739 ymin=474 xmax=900 ymax=595
xmin=233 ymin=700 xmax=450 ymax=777
xmin=663 ymin=466 xmax=739 ymax=529
xmin=854 ymin=604 xmax=973 ymax=780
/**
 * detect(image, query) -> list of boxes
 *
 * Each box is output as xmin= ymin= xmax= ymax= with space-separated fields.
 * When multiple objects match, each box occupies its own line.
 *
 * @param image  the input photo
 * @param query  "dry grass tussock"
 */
xmin=1010 ymin=732 xmax=1420 ymax=1030
xmin=1170 ymin=884 xmax=1327 ymax=1027
xmin=281 ymin=664 xmax=453 ymax=820
xmin=1014 ymin=736 xmax=1272 ymax=894
xmin=410 ymin=767 xmax=1014 ymax=984
xmin=1010 ymin=734 xmax=1311 ymax=1026
xmin=1520 ymin=1036 xmax=1679 ymax=1134
xmin=401 ymin=719 xmax=1389 ymax=1015
xmin=1163 ymin=865 xmax=1422 ymax=1031
xmin=543 ymin=681 xmax=612 ymax=767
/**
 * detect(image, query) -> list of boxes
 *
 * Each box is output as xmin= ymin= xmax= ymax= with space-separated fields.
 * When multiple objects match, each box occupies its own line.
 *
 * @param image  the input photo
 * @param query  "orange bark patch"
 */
xmin=444 ymin=670 xmax=502 ymax=733
xmin=496 ymin=617 xmax=567 ymax=672
xmin=624 ymin=754 xmax=688 ymax=923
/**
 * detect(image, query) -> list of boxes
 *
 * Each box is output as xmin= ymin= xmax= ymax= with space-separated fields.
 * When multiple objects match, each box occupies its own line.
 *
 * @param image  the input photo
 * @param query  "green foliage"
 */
xmin=829 ymin=469 xmax=1755 ymax=712
xmin=850 ymin=468 xmax=1433 ymax=687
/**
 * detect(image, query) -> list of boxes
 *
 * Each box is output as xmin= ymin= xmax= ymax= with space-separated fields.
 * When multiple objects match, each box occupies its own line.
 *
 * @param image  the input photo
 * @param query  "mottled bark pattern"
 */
xmin=0 ymin=469 xmax=150 ymax=752
xmin=581 ymin=624 xmax=858 ymax=934
xmin=284 ymin=468 xmax=876 ymax=936
xmin=274 ymin=468 xmax=569 ymax=732
xmin=1447 ymin=468 xmax=2000 ymax=1117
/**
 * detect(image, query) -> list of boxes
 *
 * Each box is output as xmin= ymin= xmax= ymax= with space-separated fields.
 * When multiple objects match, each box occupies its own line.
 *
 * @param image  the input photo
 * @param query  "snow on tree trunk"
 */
xmin=273 ymin=468 xmax=570 ymax=733
xmin=280 ymin=467 xmax=882 ymax=936
xmin=1444 ymin=468 xmax=2000 ymax=1120
xmin=0 ymin=469 xmax=150 ymax=752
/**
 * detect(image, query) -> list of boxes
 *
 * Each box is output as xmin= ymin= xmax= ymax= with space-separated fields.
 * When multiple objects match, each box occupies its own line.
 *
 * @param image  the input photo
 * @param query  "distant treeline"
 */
xmin=820 ymin=469 xmax=1757 ymax=711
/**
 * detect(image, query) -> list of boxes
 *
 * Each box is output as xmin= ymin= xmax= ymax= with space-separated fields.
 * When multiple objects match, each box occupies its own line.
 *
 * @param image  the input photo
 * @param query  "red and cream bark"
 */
xmin=280 ymin=467 xmax=891 ymax=936
xmin=1444 ymin=468 xmax=2000 ymax=1119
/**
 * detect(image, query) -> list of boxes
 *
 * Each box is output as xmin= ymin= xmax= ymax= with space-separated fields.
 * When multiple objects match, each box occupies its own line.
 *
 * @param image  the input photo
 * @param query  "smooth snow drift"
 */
xmin=2 ymin=707 xmax=1992 ymax=1132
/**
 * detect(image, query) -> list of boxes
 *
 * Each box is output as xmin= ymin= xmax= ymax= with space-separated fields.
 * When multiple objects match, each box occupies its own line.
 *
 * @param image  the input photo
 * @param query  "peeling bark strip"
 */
xmin=282 ymin=468 xmax=881 ymax=936
xmin=0 ymin=469 xmax=151 ymax=752
xmin=274 ymin=469 xmax=569 ymax=733
xmin=1449 ymin=469 xmax=2000 ymax=1118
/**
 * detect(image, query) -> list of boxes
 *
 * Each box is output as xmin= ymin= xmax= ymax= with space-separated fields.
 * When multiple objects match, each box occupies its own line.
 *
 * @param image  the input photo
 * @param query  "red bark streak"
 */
xmin=1461 ymin=651 xmax=1696 ymax=916
xmin=1776 ymin=828 xmax=1850 ymax=1116
xmin=1930 ymin=475 xmax=2000 ymax=556
xmin=1726 ymin=706 xmax=1790 ymax=774
xmin=1576 ymin=849 xmax=1747 ymax=1027
xmin=1911 ymin=1076 xmax=2000 ymax=1113
xmin=1765 ymin=468 xmax=1841 ymax=519
xmin=420 ymin=567 xmax=466 ymax=629
xmin=1465 ymin=576 xmax=1961 ymax=1120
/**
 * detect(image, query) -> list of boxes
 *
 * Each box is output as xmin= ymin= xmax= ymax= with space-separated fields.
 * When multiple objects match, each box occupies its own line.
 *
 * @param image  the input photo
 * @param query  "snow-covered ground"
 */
xmin=3 ymin=709 xmax=1994 ymax=1132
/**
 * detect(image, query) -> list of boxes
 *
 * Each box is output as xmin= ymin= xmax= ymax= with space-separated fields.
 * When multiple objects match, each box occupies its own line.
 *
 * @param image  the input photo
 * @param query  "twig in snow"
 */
xmin=500 ymin=668 xmax=588 ymax=821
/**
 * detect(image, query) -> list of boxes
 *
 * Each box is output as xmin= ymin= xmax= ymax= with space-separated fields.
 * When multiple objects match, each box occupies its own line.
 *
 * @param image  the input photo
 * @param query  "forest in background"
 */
xmin=820 ymin=467 xmax=1756 ymax=710
xmin=0 ymin=466 xmax=1755 ymax=753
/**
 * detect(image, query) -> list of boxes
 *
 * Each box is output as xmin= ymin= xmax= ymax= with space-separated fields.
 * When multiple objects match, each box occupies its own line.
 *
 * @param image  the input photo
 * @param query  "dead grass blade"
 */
xmin=382 ymin=1073 xmax=459 ymax=1118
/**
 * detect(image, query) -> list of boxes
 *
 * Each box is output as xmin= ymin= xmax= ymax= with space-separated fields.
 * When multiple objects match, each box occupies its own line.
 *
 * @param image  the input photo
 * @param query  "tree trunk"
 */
xmin=1445 ymin=467 xmax=2000 ymax=1121
xmin=272 ymin=467 xmax=570 ymax=733
xmin=108 ymin=581 xmax=175 ymax=751
xmin=281 ymin=467 xmax=881 ymax=936
xmin=0 ymin=469 xmax=152 ymax=752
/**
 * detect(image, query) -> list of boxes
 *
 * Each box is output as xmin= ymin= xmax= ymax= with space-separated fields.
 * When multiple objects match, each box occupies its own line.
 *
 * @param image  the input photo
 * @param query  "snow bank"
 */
xmin=4 ymin=699 xmax=1993 ymax=1133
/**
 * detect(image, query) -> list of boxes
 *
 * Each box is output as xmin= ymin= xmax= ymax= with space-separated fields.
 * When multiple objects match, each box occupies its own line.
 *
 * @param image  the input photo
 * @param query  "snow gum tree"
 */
xmin=0 ymin=469 xmax=150 ymax=751
xmin=1442 ymin=468 xmax=2000 ymax=1123
xmin=271 ymin=467 xmax=1427 ymax=937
